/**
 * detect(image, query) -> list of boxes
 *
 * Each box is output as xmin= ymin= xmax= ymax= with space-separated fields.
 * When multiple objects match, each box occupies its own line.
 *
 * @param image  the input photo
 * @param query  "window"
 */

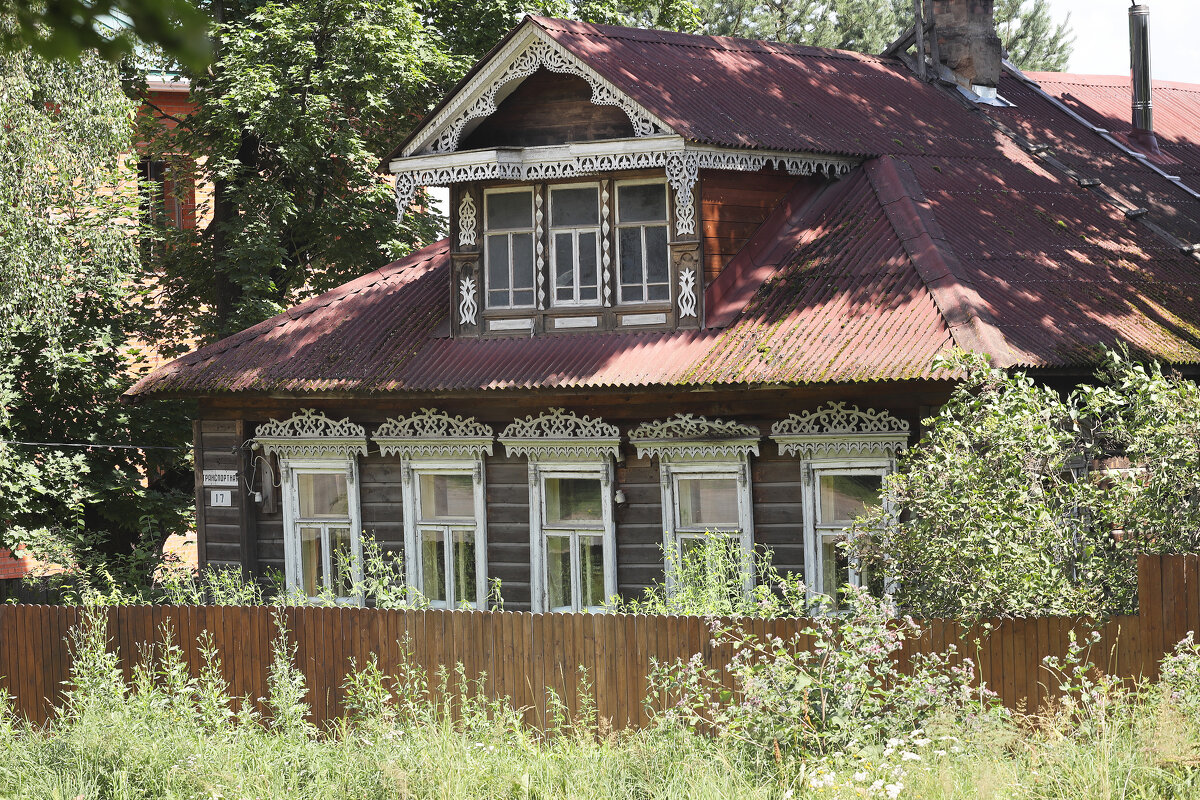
xmin=616 ymin=181 xmax=670 ymax=304
xmin=372 ymin=410 xmax=493 ymax=610
xmin=255 ymin=409 xmax=369 ymax=604
xmin=630 ymin=414 xmax=761 ymax=596
xmin=812 ymin=469 xmax=885 ymax=607
xmin=542 ymin=475 xmax=608 ymax=612
xmin=484 ymin=188 xmax=535 ymax=308
xmin=291 ymin=469 xmax=360 ymax=599
xmin=549 ymin=184 xmax=601 ymax=306
xmin=499 ymin=409 xmax=621 ymax=613
xmin=770 ymin=402 xmax=910 ymax=610
xmin=414 ymin=471 xmax=484 ymax=608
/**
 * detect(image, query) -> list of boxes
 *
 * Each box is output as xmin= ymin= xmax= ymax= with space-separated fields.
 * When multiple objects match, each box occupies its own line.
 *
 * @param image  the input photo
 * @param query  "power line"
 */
xmin=0 ymin=439 xmax=190 ymax=452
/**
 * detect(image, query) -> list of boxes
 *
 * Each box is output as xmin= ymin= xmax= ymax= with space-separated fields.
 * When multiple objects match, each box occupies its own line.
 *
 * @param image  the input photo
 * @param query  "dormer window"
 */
xmin=550 ymin=183 xmax=601 ymax=306
xmin=485 ymin=188 xmax=536 ymax=309
xmin=616 ymin=181 xmax=670 ymax=304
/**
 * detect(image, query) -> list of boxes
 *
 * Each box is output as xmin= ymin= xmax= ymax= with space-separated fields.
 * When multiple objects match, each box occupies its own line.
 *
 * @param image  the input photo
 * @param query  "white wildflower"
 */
xmin=886 ymin=782 xmax=903 ymax=799
xmin=901 ymin=752 xmax=921 ymax=762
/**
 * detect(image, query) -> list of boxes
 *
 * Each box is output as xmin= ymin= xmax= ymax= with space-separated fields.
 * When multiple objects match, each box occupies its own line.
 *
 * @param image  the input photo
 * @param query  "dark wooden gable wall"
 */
xmin=700 ymin=169 xmax=799 ymax=283
xmin=461 ymin=69 xmax=635 ymax=150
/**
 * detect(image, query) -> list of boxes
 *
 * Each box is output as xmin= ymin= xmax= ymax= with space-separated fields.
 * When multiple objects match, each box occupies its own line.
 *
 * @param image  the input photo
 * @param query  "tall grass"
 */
xmin=1 ymin=611 xmax=1199 ymax=799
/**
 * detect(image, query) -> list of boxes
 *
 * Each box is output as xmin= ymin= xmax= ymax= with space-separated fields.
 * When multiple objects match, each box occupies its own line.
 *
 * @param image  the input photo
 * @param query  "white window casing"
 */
xmin=548 ymin=182 xmax=603 ymax=307
xmin=614 ymin=179 xmax=671 ymax=305
xmin=629 ymin=414 xmax=760 ymax=596
xmin=483 ymin=187 xmax=537 ymax=310
xmin=254 ymin=409 xmax=368 ymax=603
xmin=372 ymin=410 xmax=494 ymax=609
xmin=770 ymin=402 xmax=909 ymax=604
xmin=499 ymin=409 xmax=621 ymax=612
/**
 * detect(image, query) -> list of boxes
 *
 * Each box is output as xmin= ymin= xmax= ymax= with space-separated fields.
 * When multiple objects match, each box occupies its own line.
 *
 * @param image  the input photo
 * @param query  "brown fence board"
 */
xmin=3 ymin=555 xmax=1198 ymax=729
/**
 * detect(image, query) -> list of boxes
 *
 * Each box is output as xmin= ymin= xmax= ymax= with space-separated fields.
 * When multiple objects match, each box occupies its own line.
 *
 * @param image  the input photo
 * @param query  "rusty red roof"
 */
xmin=127 ymin=20 xmax=1200 ymax=400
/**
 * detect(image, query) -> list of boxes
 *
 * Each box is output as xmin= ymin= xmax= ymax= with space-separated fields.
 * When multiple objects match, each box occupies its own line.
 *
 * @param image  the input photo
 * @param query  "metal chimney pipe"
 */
xmin=1129 ymin=3 xmax=1154 ymax=136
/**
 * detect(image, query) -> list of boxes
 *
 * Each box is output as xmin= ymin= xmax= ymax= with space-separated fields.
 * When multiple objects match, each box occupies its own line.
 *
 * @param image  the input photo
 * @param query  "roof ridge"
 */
xmin=529 ymin=15 xmax=896 ymax=63
xmin=865 ymin=156 xmax=1018 ymax=366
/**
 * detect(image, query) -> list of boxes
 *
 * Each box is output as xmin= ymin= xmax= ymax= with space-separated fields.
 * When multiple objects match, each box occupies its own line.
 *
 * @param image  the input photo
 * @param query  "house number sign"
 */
xmin=202 ymin=469 xmax=238 ymax=487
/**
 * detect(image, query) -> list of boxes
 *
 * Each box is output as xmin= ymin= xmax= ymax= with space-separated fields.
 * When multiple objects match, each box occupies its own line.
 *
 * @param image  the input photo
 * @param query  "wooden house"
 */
xmin=126 ymin=2 xmax=1200 ymax=611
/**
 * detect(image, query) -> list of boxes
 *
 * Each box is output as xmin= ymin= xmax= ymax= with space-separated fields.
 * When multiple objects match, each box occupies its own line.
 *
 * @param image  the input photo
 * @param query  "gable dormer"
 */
xmin=389 ymin=17 xmax=857 ymax=338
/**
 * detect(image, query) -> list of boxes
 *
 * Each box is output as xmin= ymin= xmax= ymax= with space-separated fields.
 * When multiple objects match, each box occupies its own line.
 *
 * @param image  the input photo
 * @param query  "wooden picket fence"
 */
xmin=0 ymin=554 xmax=1197 ymax=728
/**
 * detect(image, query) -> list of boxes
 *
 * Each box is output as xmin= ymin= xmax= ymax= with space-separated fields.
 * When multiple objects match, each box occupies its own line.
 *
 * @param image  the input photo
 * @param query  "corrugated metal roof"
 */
xmin=127 ymin=21 xmax=1200 ymax=400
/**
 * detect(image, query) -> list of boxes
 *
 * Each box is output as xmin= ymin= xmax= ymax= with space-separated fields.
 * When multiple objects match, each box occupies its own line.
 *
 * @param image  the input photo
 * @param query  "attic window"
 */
xmin=616 ymin=181 xmax=670 ymax=304
xmin=550 ymin=184 xmax=602 ymax=306
xmin=484 ymin=188 xmax=536 ymax=309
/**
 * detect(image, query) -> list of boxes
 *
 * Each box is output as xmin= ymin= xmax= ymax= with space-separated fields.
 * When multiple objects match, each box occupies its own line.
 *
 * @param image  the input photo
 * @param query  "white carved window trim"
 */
xmin=499 ymin=409 xmax=621 ymax=612
xmin=483 ymin=186 xmax=537 ymax=309
xmin=254 ymin=410 xmax=368 ymax=603
xmin=548 ymin=181 xmax=603 ymax=308
xmin=614 ymin=178 xmax=671 ymax=305
xmin=630 ymin=414 xmax=760 ymax=596
xmin=534 ymin=463 xmax=616 ymax=613
xmin=770 ymin=403 xmax=909 ymax=605
xmin=373 ymin=410 xmax=493 ymax=609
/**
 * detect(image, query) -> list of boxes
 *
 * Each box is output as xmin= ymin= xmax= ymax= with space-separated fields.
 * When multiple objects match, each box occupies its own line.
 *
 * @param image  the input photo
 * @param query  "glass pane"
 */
xmin=486 ymin=235 xmax=509 ymax=293
xmin=421 ymin=528 xmax=446 ymax=603
xmin=545 ymin=478 xmax=603 ymax=525
xmin=645 ymin=225 xmax=669 ymax=283
xmin=677 ymin=477 xmax=739 ymax=528
xmin=551 ymin=186 xmax=598 ymax=227
xmin=419 ymin=474 xmax=474 ymax=520
xmin=821 ymin=534 xmax=850 ymax=607
xmin=619 ymin=227 xmax=642 ymax=289
xmin=580 ymin=535 xmax=606 ymax=610
xmin=648 ymin=283 xmax=670 ymax=301
xmin=299 ymin=526 xmax=322 ymax=597
xmin=513 ymin=289 xmax=534 ymax=306
xmin=547 ymin=535 xmax=573 ymax=612
xmin=331 ymin=527 xmax=354 ymax=598
xmin=818 ymin=474 xmax=883 ymax=525
xmin=578 ymin=232 xmax=598 ymax=298
xmin=618 ymin=183 xmax=667 ymax=223
xmin=555 ymin=232 xmax=575 ymax=300
xmin=452 ymin=529 xmax=476 ymax=607
xmin=486 ymin=190 xmax=531 ymax=230
xmin=298 ymin=473 xmax=348 ymax=518
xmin=512 ymin=233 xmax=534 ymax=291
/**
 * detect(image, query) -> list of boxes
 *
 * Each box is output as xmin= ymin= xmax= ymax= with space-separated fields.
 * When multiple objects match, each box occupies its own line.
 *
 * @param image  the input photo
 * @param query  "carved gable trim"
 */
xmin=630 ymin=413 xmax=760 ymax=461
xmin=770 ymin=402 xmax=910 ymax=459
xmin=403 ymin=28 xmax=668 ymax=158
xmin=254 ymin=409 xmax=368 ymax=459
xmin=500 ymin=408 xmax=621 ymax=461
xmin=372 ymin=409 xmax=494 ymax=459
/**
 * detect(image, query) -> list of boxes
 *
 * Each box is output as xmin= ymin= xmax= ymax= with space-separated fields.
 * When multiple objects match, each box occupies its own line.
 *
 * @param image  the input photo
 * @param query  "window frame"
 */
xmin=483 ymin=186 xmax=537 ymax=310
xmin=614 ymin=178 xmax=671 ymax=306
xmin=658 ymin=461 xmax=755 ymax=596
xmin=404 ymin=461 xmax=489 ymax=610
xmin=535 ymin=465 xmax=615 ymax=613
xmin=803 ymin=462 xmax=890 ymax=606
xmin=547 ymin=181 xmax=603 ymax=308
xmin=280 ymin=458 xmax=364 ymax=604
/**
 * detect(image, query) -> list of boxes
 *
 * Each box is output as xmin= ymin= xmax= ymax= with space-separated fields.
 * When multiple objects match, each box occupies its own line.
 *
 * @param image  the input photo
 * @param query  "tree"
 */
xmin=848 ymin=348 xmax=1200 ymax=620
xmin=693 ymin=0 xmax=1074 ymax=72
xmin=0 ymin=48 xmax=194 ymax=593
xmin=140 ymin=0 xmax=455 ymax=343
xmin=1 ymin=0 xmax=211 ymax=70
xmin=995 ymin=0 xmax=1073 ymax=72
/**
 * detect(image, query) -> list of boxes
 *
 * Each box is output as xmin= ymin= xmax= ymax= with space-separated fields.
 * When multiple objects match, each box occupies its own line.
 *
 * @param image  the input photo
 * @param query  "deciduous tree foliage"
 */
xmin=694 ymin=0 xmax=1074 ymax=71
xmin=0 ymin=0 xmax=211 ymax=69
xmin=849 ymin=349 xmax=1200 ymax=619
xmin=0 ymin=49 xmax=193 ymax=591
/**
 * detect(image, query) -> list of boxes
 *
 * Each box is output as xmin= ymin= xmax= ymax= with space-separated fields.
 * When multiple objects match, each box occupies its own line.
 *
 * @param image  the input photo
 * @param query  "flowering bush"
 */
xmin=648 ymin=587 xmax=1002 ymax=765
xmin=1160 ymin=632 xmax=1200 ymax=722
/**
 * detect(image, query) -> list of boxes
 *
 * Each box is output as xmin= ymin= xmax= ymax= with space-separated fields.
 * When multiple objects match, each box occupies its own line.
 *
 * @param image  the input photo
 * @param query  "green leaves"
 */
xmin=850 ymin=347 xmax=1200 ymax=620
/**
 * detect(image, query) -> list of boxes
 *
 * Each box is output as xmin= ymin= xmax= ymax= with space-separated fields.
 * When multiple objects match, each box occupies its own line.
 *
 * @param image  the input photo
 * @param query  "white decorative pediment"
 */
xmin=404 ymin=29 xmax=667 ymax=158
xmin=254 ymin=409 xmax=368 ymax=459
xmin=372 ymin=409 xmax=494 ymax=459
xmin=770 ymin=402 xmax=909 ymax=459
xmin=500 ymin=408 xmax=621 ymax=461
xmin=630 ymin=414 xmax=760 ymax=461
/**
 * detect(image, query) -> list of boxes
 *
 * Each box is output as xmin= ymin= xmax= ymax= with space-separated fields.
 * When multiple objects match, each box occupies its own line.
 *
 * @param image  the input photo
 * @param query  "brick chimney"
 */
xmin=932 ymin=0 xmax=1002 ymax=90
